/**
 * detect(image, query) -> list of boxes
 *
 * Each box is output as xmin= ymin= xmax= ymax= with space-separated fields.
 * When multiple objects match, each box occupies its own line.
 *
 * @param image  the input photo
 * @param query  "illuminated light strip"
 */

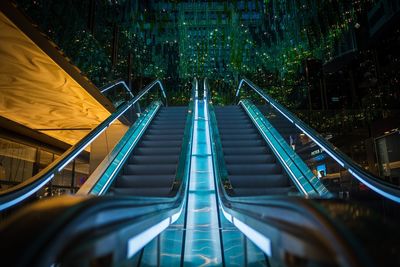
xmin=203 ymin=97 xmax=209 ymax=121
xmin=195 ymin=79 xmax=199 ymax=98
xmin=127 ymin=218 xmax=170 ymax=258
xmin=349 ymin=169 xmax=400 ymax=203
xmin=0 ymin=174 xmax=54 ymax=211
xmin=233 ymin=217 xmax=272 ymax=257
xmin=171 ymin=201 xmax=185 ymax=223
xmin=242 ymin=103 xmax=309 ymax=196
xmin=220 ymin=204 xmax=233 ymax=223
xmin=97 ymin=106 xmax=159 ymax=195
xmin=100 ymin=81 xmax=134 ymax=97
xmin=58 ymin=127 xmax=108 ymax=172
xmin=126 ymin=200 xmax=186 ymax=259
xmin=109 ymin=103 xmax=134 ymax=126
xmin=203 ymin=78 xmax=207 ymax=99
xmin=294 ymin=123 xmax=345 ymax=168
xmin=270 ymin=102 xmax=294 ymax=123
xmin=218 ymin=204 xmax=271 ymax=257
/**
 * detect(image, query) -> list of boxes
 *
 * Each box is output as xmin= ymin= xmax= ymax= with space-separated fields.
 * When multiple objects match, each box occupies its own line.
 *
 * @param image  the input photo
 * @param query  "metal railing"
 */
xmin=100 ymin=79 xmax=134 ymax=97
xmin=0 ymin=79 xmax=167 ymax=211
xmin=236 ymin=78 xmax=400 ymax=203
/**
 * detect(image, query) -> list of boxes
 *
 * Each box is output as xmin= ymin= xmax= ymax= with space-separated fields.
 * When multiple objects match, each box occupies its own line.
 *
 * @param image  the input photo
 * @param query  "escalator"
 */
xmin=208 ymin=79 xmax=400 ymax=267
xmin=0 ymin=79 xmax=168 ymax=212
xmin=234 ymin=78 xmax=400 ymax=203
xmin=110 ymin=107 xmax=188 ymax=197
xmin=0 ymin=79 xmax=194 ymax=266
xmin=215 ymin=105 xmax=295 ymax=196
xmin=2 ymin=78 xmax=400 ymax=267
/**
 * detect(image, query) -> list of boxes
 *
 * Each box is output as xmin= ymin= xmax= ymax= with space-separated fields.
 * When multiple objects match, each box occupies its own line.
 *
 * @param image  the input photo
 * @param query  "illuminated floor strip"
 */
xmin=183 ymin=98 xmax=223 ymax=265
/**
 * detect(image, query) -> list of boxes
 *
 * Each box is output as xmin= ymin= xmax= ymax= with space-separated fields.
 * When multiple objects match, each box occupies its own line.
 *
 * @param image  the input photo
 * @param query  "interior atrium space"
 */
xmin=0 ymin=0 xmax=399 ymax=266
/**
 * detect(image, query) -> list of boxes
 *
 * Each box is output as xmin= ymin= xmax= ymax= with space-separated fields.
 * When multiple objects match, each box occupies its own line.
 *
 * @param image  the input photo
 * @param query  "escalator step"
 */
xmin=152 ymin=120 xmax=186 ymax=125
xmin=217 ymin=123 xmax=254 ymax=129
xmin=223 ymin=147 xmax=270 ymax=155
xmin=229 ymin=174 xmax=290 ymax=188
xmin=216 ymin=116 xmax=249 ymax=121
xmin=221 ymin=140 xmax=264 ymax=147
xmin=150 ymin=123 xmax=185 ymax=129
xmin=233 ymin=187 xmax=294 ymax=196
xmin=134 ymin=147 xmax=182 ymax=155
xmin=139 ymin=140 xmax=182 ymax=148
xmin=146 ymin=129 xmax=185 ymax=135
xmin=124 ymin=164 xmax=177 ymax=175
xmin=116 ymin=175 xmax=174 ymax=187
xmin=128 ymin=155 xmax=179 ymax=165
xmin=112 ymin=106 xmax=187 ymax=198
xmin=219 ymin=133 xmax=260 ymax=140
xmin=215 ymin=105 xmax=294 ymax=197
xmin=226 ymin=164 xmax=282 ymax=175
xmin=149 ymin=124 xmax=185 ymax=130
xmin=156 ymin=113 xmax=187 ymax=117
xmin=224 ymin=155 xmax=275 ymax=164
xmin=111 ymin=187 xmax=171 ymax=197
xmin=218 ymin=128 xmax=258 ymax=135
xmin=142 ymin=134 xmax=183 ymax=141
xmin=216 ymin=118 xmax=250 ymax=123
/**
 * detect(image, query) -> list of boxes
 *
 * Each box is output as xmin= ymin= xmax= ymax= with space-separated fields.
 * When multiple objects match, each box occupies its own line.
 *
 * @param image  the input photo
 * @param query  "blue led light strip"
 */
xmin=0 ymin=174 xmax=54 ymax=211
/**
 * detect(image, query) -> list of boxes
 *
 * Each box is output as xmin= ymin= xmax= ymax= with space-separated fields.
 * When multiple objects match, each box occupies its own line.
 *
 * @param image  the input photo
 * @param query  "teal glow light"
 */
xmin=183 ymin=83 xmax=223 ymax=265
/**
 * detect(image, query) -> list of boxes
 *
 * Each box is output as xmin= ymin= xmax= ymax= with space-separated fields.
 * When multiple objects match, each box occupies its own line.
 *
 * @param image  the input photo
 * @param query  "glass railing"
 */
xmin=0 ymin=79 xmax=167 ymax=211
xmin=236 ymin=78 xmax=400 ymax=204
xmin=99 ymin=79 xmax=134 ymax=108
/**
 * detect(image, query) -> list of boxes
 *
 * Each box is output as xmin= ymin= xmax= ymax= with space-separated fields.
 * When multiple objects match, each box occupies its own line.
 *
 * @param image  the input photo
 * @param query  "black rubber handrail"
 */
xmin=0 ymin=79 xmax=167 ymax=211
xmin=236 ymin=78 xmax=400 ymax=203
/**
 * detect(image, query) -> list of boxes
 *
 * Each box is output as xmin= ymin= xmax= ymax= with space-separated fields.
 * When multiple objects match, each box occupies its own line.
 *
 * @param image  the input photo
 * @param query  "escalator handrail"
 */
xmin=236 ymin=78 xmax=400 ymax=203
xmin=100 ymin=79 xmax=135 ymax=98
xmin=0 ymin=79 xmax=167 ymax=211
